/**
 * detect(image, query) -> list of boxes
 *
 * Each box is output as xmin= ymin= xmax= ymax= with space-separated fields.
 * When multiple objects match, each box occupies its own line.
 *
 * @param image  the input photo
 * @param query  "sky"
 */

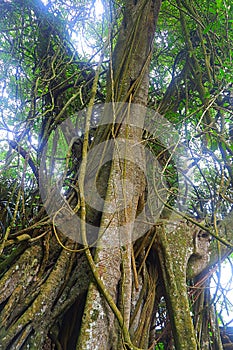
xmin=211 ymin=259 xmax=233 ymax=326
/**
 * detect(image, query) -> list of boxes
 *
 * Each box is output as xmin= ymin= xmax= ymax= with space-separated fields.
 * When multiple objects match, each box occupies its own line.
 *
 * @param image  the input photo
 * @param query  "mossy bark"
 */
xmin=157 ymin=220 xmax=198 ymax=350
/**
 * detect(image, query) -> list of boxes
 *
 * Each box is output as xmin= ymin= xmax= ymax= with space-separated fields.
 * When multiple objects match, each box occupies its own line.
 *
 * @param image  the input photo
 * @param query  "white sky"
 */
xmin=211 ymin=260 xmax=233 ymax=326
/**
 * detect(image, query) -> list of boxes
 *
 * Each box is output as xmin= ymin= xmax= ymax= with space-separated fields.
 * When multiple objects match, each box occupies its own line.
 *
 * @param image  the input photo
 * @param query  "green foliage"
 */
xmin=0 ymin=1 xmax=232 ymax=346
xmin=0 ymin=1 xmax=231 ymax=226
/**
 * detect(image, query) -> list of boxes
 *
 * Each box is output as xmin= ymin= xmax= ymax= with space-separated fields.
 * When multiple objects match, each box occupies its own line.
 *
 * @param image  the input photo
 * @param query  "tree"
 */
xmin=0 ymin=0 xmax=232 ymax=349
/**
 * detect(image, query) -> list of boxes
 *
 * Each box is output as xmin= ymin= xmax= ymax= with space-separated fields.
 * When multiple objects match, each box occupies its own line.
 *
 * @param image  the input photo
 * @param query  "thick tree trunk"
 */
xmin=157 ymin=221 xmax=198 ymax=349
xmin=77 ymin=1 xmax=162 ymax=349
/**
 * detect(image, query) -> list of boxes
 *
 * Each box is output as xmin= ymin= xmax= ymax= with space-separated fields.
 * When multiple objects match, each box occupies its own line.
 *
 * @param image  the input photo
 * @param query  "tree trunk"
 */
xmin=77 ymin=1 xmax=162 ymax=349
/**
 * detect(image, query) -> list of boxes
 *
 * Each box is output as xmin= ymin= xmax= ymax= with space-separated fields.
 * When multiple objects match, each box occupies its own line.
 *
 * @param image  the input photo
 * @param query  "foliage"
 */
xmin=0 ymin=0 xmax=232 ymax=349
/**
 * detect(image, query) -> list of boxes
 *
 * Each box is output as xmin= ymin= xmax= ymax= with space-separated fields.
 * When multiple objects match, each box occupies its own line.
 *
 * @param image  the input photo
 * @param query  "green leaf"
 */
xmin=216 ymin=0 xmax=222 ymax=9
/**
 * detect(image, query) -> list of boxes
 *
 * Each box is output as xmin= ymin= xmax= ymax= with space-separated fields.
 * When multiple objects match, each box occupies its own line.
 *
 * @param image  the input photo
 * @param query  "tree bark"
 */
xmin=77 ymin=1 xmax=162 ymax=349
